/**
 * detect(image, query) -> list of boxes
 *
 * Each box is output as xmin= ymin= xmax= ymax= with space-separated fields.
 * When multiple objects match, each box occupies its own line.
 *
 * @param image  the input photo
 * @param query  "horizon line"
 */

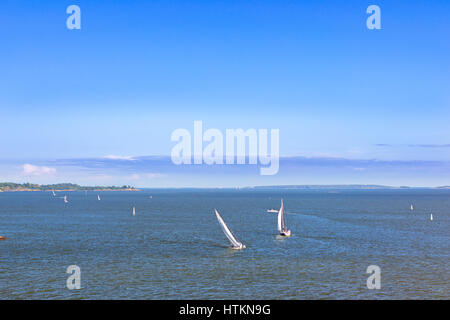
xmin=1 ymin=181 xmax=449 ymax=190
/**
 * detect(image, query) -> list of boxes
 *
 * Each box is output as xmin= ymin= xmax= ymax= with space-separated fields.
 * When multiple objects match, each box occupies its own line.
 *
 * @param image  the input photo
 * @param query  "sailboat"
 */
xmin=430 ymin=213 xmax=433 ymax=221
xmin=277 ymin=199 xmax=291 ymax=237
xmin=52 ymin=190 xmax=56 ymax=197
xmin=63 ymin=195 xmax=68 ymax=203
xmin=132 ymin=206 xmax=136 ymax=216
xmin=410 ymin=204 xmax=414 ymax=211
xmin=214 ymin=209 xmax=245 ymax=250
xmin=97 ymin=195 xmax=101 ymax=201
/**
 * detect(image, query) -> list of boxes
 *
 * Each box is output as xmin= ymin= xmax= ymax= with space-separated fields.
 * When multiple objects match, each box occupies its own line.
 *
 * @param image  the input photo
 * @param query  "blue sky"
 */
xmin=0 ymin=0 xmax=449 ymax=187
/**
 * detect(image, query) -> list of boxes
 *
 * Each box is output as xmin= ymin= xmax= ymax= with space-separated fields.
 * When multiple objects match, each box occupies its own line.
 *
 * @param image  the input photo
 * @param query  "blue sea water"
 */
xmin=0 ymin=189 xmax=448 ymax=299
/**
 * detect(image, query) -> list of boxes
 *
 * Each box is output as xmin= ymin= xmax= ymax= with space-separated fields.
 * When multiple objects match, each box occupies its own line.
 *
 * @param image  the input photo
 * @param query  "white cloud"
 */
xmin=104 ymin=155 xmax=136 ymax=161
xmin=130 ymin=173 xmax=165 ymax=180
xmin=22 ymin=164 xmax=56 ymax=176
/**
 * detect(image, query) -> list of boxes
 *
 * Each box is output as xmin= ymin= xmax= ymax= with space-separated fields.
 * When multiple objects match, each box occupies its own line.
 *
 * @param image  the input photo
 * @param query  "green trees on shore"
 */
xmin=0 ymin=182 xmax=135 ymax=191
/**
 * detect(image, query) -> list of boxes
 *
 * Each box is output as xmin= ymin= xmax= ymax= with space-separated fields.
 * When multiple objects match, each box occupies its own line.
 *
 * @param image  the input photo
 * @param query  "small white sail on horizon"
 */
xmin=63 ymin=195 xmax=68 ymax=203
xmin=214 ymin=209 xmax=245 ymax=250
xmin=410 ymin=204 xmax=414 ymax=211
xmin=132 ymin=206 xmax=136 ymax=216
xmin=430 ymin=213 xmax=433 ymax=221
xmin=277 ymin=199 xmax=291 ymax=237
xmin=97 ymin=195 xmax=101 ymax=201
xmin=52 ymin=190 xmax=56 ymax=197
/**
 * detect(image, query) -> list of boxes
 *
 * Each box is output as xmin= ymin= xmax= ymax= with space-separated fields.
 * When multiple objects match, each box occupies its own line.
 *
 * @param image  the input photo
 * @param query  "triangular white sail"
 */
xmin=52 ymin=190 xmax=56 ymax=196
xmin=214 ymin=209 xmax=243 ymax=248
xmin=410 ymin=204 xmax=414 ymax=211
xmin=277 ymin=202 xmax=282 ymax=232
xmin=132 ymin=206 xmax=135 ymax=216
xmin=63 ymin=195 xmax=68 ymax=203
xmin=430 ymin=213 xmax=433 ymax=221
xmin=277 ymin=199 xmax=291 ymax=236
xmin=97 ymin=195 xmax=101 ymax=201
xmin=277 ymin=199 xmax=285 ymax=233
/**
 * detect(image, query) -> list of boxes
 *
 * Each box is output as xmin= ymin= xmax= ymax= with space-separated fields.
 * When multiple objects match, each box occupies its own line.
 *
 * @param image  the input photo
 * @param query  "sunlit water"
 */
xmin=0 ymin=189 xmax=448 ymax=299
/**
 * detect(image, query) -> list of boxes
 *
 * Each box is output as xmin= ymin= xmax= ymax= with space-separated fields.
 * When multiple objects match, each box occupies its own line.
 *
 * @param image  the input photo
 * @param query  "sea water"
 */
xmin=0 ymin=189 xmax=448 ymax=299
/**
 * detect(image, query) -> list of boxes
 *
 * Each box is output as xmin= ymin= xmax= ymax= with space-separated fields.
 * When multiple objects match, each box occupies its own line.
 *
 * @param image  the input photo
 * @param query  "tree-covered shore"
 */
xmin=0 ymin=182 xmax=138 ymax=192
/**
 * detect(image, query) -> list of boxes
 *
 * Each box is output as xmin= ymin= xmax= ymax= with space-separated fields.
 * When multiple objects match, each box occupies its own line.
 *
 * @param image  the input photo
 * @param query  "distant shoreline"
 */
xmin=1 ymin=182 xmax=449 ymax=192
xmin=248 ymin=184 xmax=450 ymax=190
xmin=0 ymin=182 xmax=139 ymax=192
xmin=0 ymin=188 xmax=139 ymax=192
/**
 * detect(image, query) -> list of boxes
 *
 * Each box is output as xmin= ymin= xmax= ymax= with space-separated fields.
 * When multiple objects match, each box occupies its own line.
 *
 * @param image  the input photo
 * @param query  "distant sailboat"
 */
xmin=52 ymin=190 xmax=56 ymax=196
xmin=430 ymin=213 xmax=433 ymax=221
xmin=97 ymin=195 xmax=101 ymax=201
xmin=132 ymin=206 xmax=136 ymax=216
xmin=267 ymin=209 xmax=278 ymax=213
xmin=214 ymin=209 xmax=245 ymax=250
xmin=277 ymin=199 xmax=291 ymax=237
xmin=410 ymin=204 xmax=414 ymax=211
xmin=63 ymin=195 xmax=68 ymax=203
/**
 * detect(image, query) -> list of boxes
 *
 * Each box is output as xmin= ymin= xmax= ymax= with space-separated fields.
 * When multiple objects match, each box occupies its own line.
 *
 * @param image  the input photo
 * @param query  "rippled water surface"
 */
xmin=0 ymin=189 xmax=449 ymax=299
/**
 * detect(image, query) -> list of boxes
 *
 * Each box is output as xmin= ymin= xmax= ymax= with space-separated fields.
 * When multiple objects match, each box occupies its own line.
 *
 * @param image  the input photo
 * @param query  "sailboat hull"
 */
xmin=280 ymin=230 xmax=291 ymax=237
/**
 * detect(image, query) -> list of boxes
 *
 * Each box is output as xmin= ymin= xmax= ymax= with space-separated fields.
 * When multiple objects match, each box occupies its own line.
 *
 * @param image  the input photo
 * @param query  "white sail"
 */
xmin=277 ymin=199 xmax=285 ymax=233
xmin=410 ymin=204 xmax=414 ymax=210
xmin=430 ymin=213 xmax=433 ymax=221
xmin=63 ymin=195 xmax=68 ymax=203
xmin=214 ymin=209 xmax=242 ymax=248
xmin=132 ymin=206 xmax=135 ymax=216
xmin=97 ymin=195 xmax=101 ymax=201
xmin=52 ymin=190 xmax=56 ymax=196
xmin=277 ymin=202 xmax=282 ymax=232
